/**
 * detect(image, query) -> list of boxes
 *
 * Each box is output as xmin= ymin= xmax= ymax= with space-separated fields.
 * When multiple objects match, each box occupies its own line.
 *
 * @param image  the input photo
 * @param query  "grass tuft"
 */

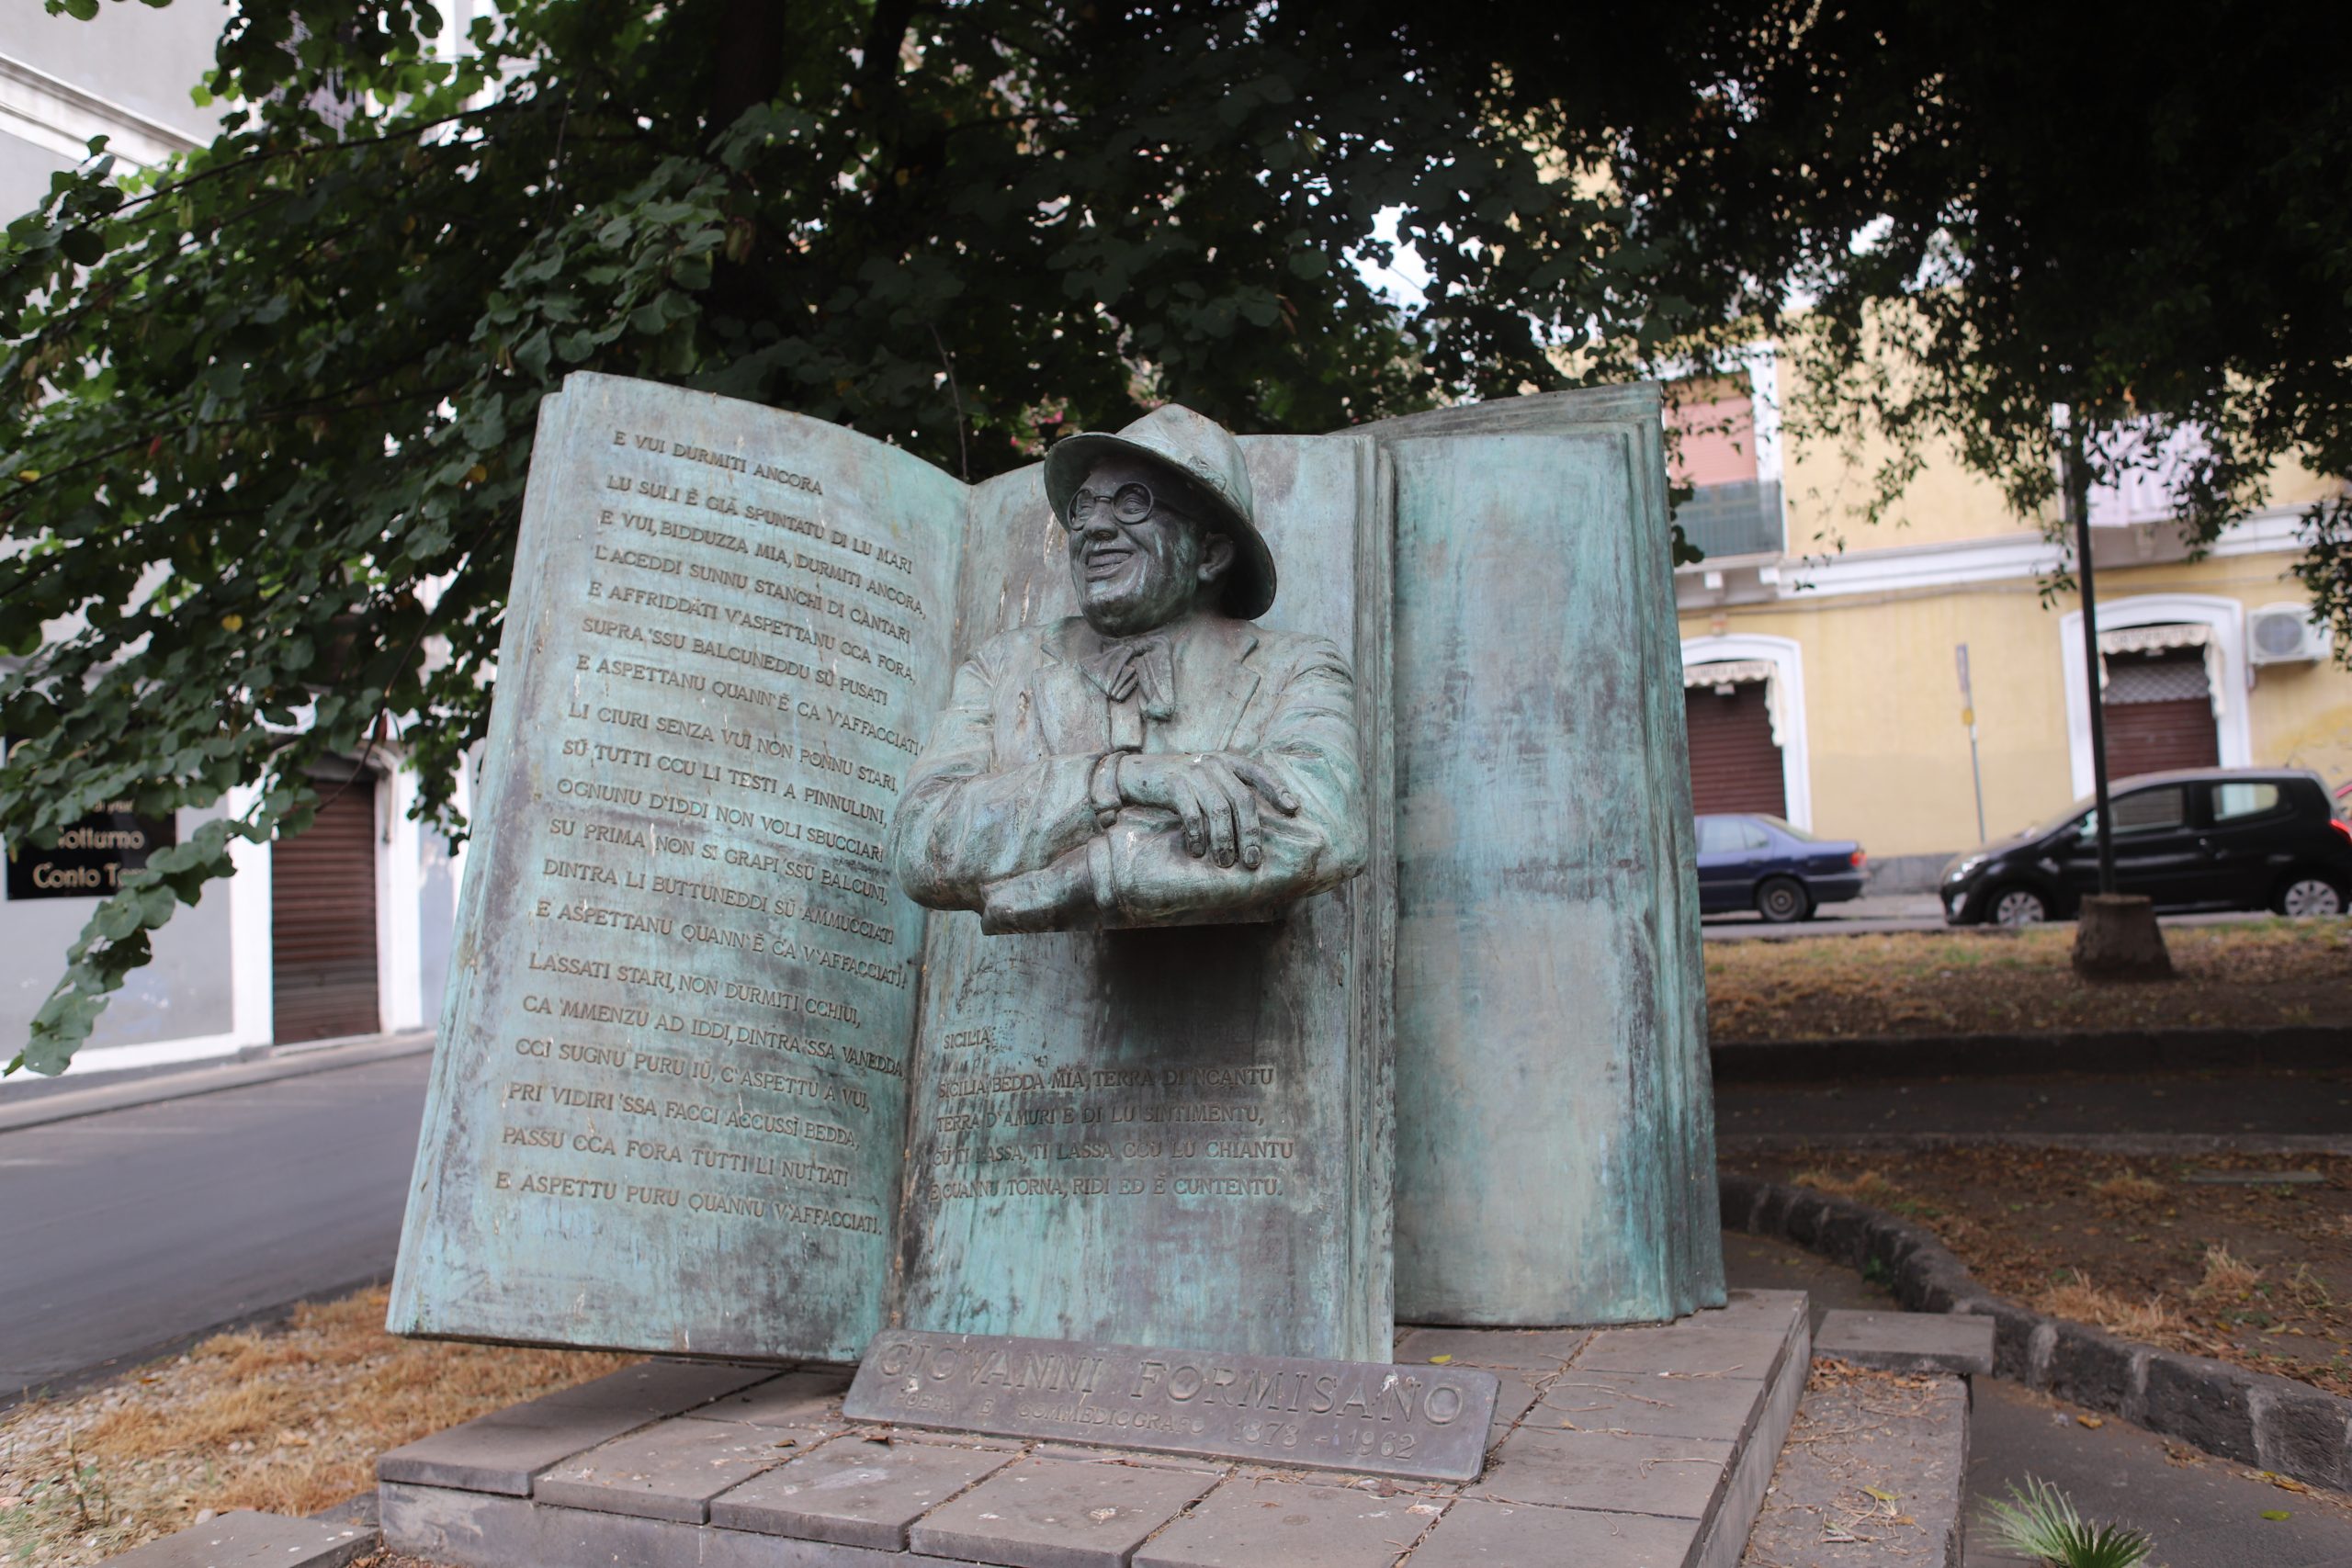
xmin=1983 ymin=1476 xmax=2154 ymax=1568
xmin=1792 ymin=1168 xmax=1902 ymax=1204
xmin=2090 ymin=1174 xmax=2167 ymax=1205
xmin=2037 ymin=1278 xmax=2188 ymax=1339
xmin=2193 ymin=1245 xmax=2265 ymax=1300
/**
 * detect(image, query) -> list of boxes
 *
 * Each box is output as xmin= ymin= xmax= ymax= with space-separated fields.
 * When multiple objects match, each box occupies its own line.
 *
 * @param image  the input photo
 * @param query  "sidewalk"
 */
xmin=0 ymin=1029 xmax=434 ymax=1134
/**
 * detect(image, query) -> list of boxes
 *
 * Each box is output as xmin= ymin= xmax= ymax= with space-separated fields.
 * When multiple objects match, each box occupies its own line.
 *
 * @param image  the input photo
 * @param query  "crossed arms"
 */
xmin=888 ymin=631 xmax=1367 ymax=932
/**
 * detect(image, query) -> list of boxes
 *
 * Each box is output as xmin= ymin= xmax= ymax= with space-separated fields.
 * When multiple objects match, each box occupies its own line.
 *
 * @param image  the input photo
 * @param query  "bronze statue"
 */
xmin=889 ymin=406 xmax=1366 ymax=932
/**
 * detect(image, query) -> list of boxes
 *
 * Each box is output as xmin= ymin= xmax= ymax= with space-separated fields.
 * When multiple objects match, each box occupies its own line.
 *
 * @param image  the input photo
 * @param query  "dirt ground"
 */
xmin=1727 ymin=1146 xmax=2352 ymax=1396
xmin=0 ymin=1289 xmax=631 ymax=1568
xmin=1705 ymin=919 xmax=2352 ymax=1041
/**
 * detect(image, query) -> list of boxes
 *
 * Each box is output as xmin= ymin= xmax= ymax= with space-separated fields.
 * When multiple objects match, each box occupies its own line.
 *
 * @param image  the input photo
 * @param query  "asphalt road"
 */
xmin=0 ymin=1052 xmax=429 ymax=1402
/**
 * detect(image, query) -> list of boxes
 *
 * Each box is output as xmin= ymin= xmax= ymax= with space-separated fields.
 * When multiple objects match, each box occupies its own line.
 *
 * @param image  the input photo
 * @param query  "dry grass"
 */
xmin=2194 ymin=1244 xmax=2267 ymax=1301
xmin=2091 ymin=1173 xmax=2169 ymax=1205
xmin=2288 ymin=1263 xmax=2336 ymax=1310
xmin=0 ymin=1287 xmax=633 ymax=1568
xmin=1792 ymin=1168 xmax=1903 ymax=1204
xmin=1732 ymin=1146 xmax=2352 ymax=1396
xmin=2039 ymin=1278 xmax=2193 ymax=1340
xmin=1705 ymin=918 xmax=2352 ymax=1041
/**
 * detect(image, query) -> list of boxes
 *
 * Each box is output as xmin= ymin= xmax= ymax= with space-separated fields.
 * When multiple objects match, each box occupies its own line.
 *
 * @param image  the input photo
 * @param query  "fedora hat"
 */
xmin=1043 ymin=404 xmax=1276 ymax=620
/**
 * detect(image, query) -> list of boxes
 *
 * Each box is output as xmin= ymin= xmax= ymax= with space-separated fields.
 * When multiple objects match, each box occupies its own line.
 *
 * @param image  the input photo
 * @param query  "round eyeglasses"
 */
xmin=1066 ymin=482 xmax=1158 ymax=528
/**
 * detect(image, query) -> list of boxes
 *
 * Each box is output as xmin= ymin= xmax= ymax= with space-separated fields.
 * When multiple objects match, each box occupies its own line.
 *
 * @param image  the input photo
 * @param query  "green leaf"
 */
xmin=58 ymin=228 xmax=105 ymax=266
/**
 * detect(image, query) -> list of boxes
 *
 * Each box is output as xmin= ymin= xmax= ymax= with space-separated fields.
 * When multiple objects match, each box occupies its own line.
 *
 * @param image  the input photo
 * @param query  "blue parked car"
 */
xmin=1695 ymin=814 xmax=1868 ymax=922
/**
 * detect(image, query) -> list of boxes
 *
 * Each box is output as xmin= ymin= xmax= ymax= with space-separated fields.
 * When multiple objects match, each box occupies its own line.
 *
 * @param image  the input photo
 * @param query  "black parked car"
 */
xmin=1696 ymin=814 xmax=1868 ymax=922
xmin=1940 ymin=768 xmax=2352 ymax=926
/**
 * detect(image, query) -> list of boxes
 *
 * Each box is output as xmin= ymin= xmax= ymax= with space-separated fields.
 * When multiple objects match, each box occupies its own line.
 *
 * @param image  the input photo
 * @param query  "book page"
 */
xmin=390 ymin=374 xmax=963 ymax=1361
xmin=893 ymin=438 xmax=1396 ymax=1360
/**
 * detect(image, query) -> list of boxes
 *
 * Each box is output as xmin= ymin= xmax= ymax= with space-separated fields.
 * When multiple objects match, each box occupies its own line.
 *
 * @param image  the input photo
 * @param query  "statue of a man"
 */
xmin=889 ymin=405 xmax=1366 ymax=933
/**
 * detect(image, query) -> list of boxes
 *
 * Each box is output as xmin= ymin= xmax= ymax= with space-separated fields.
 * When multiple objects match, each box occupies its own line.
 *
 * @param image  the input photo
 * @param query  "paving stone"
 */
xmin=1028 ymin=1442 xmax=1227 ymax=1471
xmin=1407 ymin=1497 xmax=1700 ymax=1567
xmin=685 ymin=1370 xmax=855 ymax=1431
xmin=382 ymin=1483 xmax=977 ymax=1567
xmin=535 ymin=1416 xmax=796 ymax=1523
xmin=1525 ymin=1367 xmax=1767 ymax=1442
xmin=535 ymin=1359 xmax=779 ymax=1412
xmin=1131 ymin=1475 xmax=1441 ymax=1567
xmin=1815 ymin=1311 xmax=1995 ymax=1376
xmin=376 ymin=1397 xmax=669 ymax=1495
xmin=1699 ymin=1315 xmax=1810 ymax=1568
xmin=907 ymin=1456 xmax=1219 ymax=1568
xmin=1573 ymin=1327 xmax=1791 ymax=1381
xmin=1699 ymin=1291 xmax=1807 ymax=1340
xmin=99 ymin=1509 xmax=376 ymax=1568
xmin=1392 ymin=1327 xmax=1589 ymax=1372
xmin=1484 ymin=1370 xmax=1544 ymax=1449
xmin=1470 ymin=1427 xmax=1735 ymax=1519
xmin=710 ymin=1434 xmax=1019 ymax=1550
xmin=1737 ymin=1369 xmax=1969 ymax=1568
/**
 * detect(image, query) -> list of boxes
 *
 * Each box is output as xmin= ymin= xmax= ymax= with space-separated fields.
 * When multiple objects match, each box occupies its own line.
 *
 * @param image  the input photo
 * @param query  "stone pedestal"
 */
xmin=380 ymin=1292 xmax=1808 ymax=1568
xmin=2072 ymin=894 xmax=2173 ymax=981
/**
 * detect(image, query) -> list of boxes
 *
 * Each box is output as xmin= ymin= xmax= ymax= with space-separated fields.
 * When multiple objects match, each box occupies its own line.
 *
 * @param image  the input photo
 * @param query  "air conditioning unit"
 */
xmin=2248 ymin=604 xmax=2332 ymax=665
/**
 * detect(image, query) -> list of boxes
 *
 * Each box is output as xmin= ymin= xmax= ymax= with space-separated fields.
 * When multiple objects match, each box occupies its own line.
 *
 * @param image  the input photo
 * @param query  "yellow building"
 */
xmin=1670 ymin=355 xmax=2352 ymax=890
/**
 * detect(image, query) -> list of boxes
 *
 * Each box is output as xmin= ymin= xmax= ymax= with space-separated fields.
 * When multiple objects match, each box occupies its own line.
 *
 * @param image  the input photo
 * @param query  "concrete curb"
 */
xmin=0 ymin=1031 xmax=435 ymax=1134
xmin=1712 ymin=1025 xmax=2352 ymax=1083
xmin=1720 ymin=1169 xmax=2352 ymax=1493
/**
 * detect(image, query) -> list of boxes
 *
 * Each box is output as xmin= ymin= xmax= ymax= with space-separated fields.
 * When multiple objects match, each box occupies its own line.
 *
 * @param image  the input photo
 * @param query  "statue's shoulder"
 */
xmin=1246 ymin=621 xmax=1351 ymax=678
xmin=965 ymin=617 xmax=1081 ymax=674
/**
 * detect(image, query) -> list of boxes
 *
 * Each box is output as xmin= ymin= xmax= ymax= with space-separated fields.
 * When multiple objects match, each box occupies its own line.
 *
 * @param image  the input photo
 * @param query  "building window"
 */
xmin=1668 ymin=382 xmax=1784 ymax=561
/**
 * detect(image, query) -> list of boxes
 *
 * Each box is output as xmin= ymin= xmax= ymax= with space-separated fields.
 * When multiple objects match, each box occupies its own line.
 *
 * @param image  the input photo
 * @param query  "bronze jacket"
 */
xmin=888 ymin=612 xmax=1365 ymax=929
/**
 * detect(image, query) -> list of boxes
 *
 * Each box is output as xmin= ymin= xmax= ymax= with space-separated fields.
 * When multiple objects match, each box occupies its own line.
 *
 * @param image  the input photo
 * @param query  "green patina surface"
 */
xmin=895 ymin=435 xmax=1395 ymax=1361
xmin=388 ymin=375 xmax=1716 ymax=1367
xmin=389 ymin=375 xmax=966 ymax=1360
xmin=1374 ymin=390 xmax=1723 ymax=1325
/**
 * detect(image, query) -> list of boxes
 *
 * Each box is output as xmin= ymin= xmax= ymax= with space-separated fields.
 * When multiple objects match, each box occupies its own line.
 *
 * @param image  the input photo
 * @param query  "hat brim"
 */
xmin=1043 ymin=432 xmax=1276 ymax=620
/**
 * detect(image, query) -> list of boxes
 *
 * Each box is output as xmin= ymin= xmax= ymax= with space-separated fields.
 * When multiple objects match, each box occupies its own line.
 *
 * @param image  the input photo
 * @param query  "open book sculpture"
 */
xmin=387 ymin=373 xmax=1722 ymax=1370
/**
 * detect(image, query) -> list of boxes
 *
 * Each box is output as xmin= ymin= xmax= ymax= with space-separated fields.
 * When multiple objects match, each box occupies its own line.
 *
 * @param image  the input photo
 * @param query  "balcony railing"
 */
xmin=1674 ymin=479 xmax=1783 ymax=563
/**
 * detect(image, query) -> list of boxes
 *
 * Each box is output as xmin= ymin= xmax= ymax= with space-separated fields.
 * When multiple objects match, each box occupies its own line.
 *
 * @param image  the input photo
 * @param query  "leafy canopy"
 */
xmin=5 ymin=0 xmax=2346 ymax=1071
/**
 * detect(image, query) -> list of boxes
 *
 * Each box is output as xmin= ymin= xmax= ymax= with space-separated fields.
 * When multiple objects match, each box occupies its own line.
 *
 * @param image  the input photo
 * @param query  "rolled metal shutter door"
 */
xmin=2102 ymin=649 xmax=2221 ymax=779
xmin=272 ymin=773 xmax=380 ymax=1043
xmin=1685 ymin=682 xmax=1788 ymax=817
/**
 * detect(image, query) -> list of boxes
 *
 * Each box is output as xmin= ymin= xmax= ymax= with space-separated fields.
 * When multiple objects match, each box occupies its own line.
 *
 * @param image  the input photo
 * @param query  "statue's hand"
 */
xmin=981 ymin=852 xmax=1095 ymax=934
xmin=1115 ymin=752 xmax=1300 ymax=869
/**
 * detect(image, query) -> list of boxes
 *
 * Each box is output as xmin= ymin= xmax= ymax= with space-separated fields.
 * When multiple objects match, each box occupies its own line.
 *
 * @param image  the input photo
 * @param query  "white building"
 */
xmin=1 ymin=5 xmax=462 ymax=1077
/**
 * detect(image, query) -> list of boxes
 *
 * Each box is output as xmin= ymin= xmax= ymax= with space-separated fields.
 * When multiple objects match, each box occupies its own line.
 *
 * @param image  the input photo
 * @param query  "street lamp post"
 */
xmin=2064 ymin=432 xmax=2118 ymax=896
xmin=2064 ymin=420 xmax=2169 ymax=978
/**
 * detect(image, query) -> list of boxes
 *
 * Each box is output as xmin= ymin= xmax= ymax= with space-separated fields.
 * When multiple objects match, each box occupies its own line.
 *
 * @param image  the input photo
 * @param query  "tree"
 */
xmin=1568 ymin=2 xmax=2352 ymax=608
xmin=6 ymin=0 xmax=2346 ymax=1073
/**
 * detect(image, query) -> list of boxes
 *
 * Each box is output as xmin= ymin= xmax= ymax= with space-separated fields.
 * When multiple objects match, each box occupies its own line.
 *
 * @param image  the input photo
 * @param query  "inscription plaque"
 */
xmin=844 ymin=1329 xmax=1498 ymax=1483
